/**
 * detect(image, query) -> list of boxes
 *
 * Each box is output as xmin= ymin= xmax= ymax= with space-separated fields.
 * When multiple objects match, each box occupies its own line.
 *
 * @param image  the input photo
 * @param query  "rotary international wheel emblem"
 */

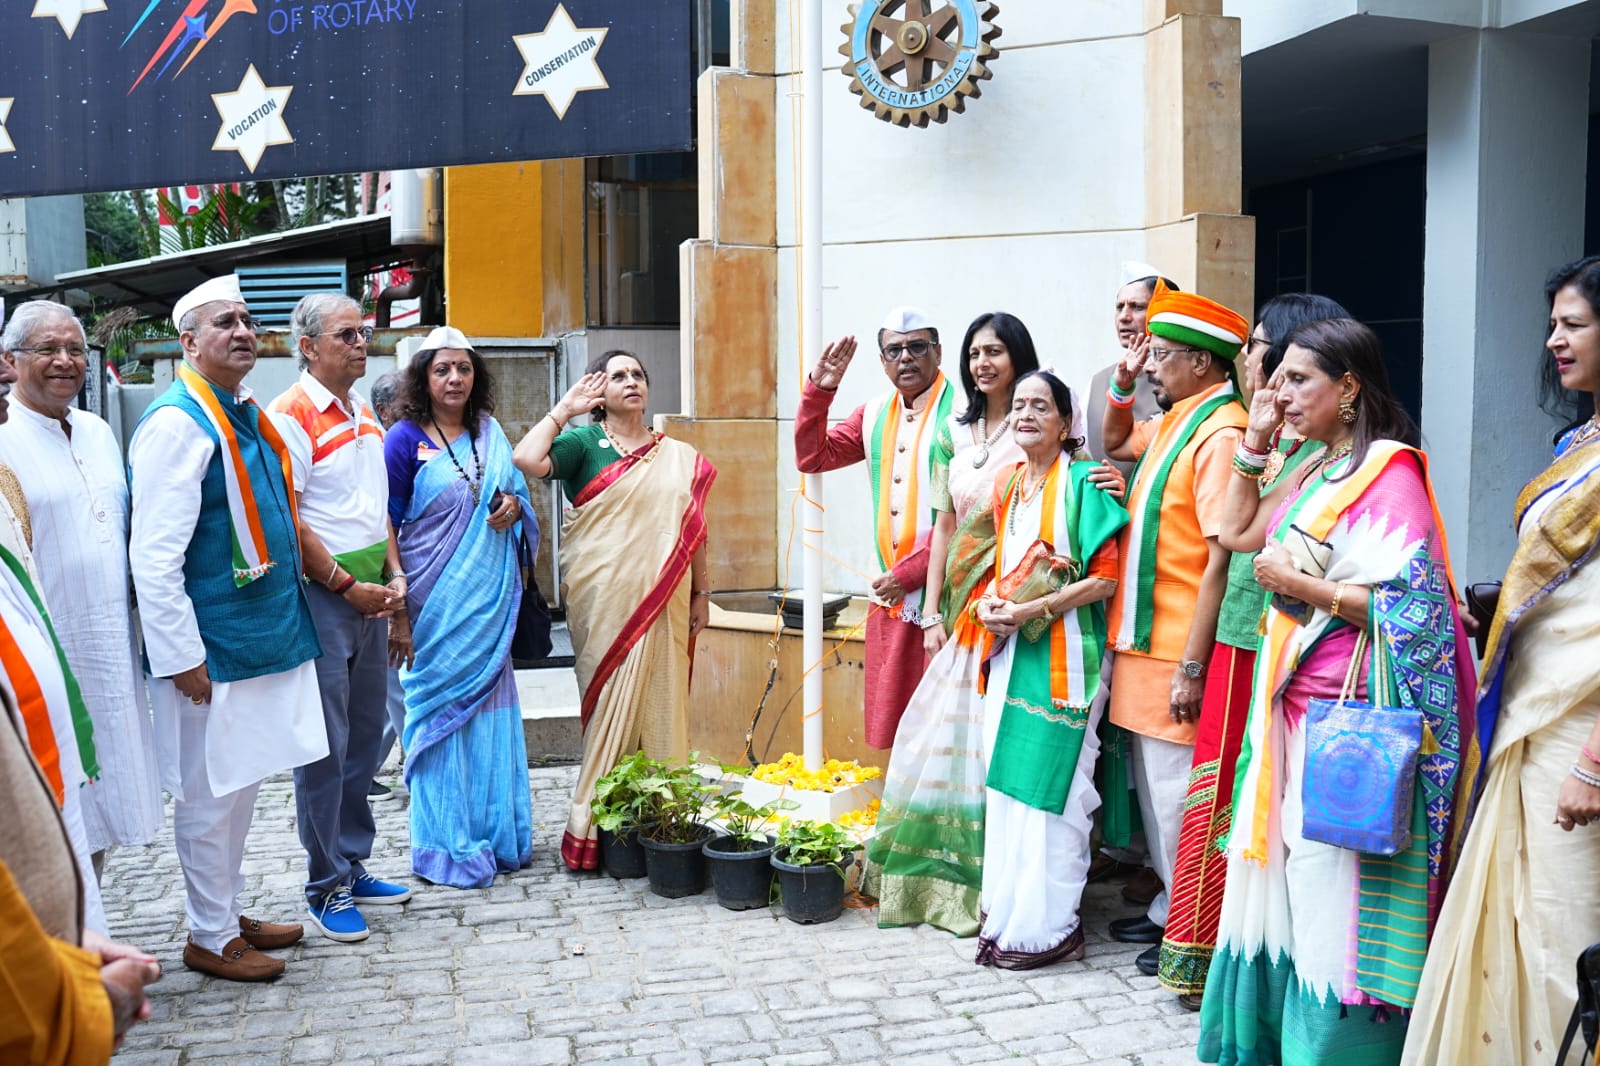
xmin=839 ymin=0 xmax=1000 ymax=129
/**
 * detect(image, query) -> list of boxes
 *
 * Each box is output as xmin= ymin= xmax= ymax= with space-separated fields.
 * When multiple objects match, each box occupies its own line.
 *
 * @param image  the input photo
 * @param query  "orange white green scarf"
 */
xmin=1109 ymin=380 xmax=1242 ymax=653
xmin=863 ymin=374 xmax=955 ymax=621
xmin=176 ymin=362 xmax=300 ymax=586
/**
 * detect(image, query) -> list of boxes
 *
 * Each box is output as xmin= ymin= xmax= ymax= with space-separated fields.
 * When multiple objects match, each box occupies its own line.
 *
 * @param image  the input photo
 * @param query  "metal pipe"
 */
xmin=800 ymin=0 xmax=824 ymax=773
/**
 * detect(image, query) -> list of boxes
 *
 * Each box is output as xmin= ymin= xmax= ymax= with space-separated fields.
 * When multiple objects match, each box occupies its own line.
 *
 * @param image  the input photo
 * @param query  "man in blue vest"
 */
xmin=129 ymin=274 xmax=329 ymax=981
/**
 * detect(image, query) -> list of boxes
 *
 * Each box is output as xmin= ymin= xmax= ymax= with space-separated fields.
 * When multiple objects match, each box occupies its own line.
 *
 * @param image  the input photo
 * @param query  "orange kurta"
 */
xmin=1106 ymin=386 xmax=1245 ymax=744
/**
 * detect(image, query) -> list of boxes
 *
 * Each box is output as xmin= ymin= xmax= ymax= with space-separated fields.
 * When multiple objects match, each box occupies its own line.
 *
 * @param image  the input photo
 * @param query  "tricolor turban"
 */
xmin=1145 ymin=280 xmax=1248 ymax=361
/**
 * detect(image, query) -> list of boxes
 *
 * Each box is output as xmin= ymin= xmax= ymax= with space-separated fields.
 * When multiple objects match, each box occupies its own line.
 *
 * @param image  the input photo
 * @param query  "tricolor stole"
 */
xmin=862 ymin=374 xmax=954 ymax=621
xmin=175 ymin=363 xmax=301 ymax=587
xmin=0 ymin=543 xmax=99 ymax=800
xmin=1109 ymin=381 xmax=1242 ymax=653
xmin=985 ymin=460 xmax=1127 ymax=814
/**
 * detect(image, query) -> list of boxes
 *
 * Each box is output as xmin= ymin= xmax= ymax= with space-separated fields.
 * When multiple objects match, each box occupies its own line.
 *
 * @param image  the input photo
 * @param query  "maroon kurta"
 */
xmin=794 ymin=378 xmax=930 ymax=749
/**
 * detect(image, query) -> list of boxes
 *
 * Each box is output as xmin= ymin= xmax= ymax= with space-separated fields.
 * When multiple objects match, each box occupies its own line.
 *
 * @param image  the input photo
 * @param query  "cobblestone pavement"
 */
xmin=104 ymin=761 xmax=1201 ymax=1066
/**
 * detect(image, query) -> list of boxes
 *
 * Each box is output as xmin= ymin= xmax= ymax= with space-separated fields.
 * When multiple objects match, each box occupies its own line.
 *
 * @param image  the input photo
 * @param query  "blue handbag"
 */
xmin=1300 ymin=629 xmax=1422 ymax=856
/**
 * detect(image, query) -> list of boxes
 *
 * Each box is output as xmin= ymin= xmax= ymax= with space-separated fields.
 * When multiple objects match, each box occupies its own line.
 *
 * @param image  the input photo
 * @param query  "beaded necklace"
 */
xmin=971 ymin=414 xmax=1010 ymax=468
xmin=601 ymin=419 xmax=662 ymax=463
xmin=431 ymin=418 xmax=483 ymax=504
xmin=1006 ymin=464 xmax=1050 ymax=536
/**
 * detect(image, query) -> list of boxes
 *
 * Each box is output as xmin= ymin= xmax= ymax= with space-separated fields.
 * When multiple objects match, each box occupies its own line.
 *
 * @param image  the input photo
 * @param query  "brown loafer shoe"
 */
xmin=1178 ymin=993 xmax=1204 ymax=1013
xmin=238 ymin=915 xmax=303 ymax=951
xmin=183 ymin=937 xmax=286 ymax=982
xmin=1122 ymin=866 xmax=1163 ymax=906
xmin=1087 ymin=852 xmax=1138 ymax=883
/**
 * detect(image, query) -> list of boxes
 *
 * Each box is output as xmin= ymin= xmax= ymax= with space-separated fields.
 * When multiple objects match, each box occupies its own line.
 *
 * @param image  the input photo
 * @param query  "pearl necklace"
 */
xmin=1006 ymin=465 xmax=1050 ymax=536
xmin=971 ymin=414 xmax=1010 ymax=468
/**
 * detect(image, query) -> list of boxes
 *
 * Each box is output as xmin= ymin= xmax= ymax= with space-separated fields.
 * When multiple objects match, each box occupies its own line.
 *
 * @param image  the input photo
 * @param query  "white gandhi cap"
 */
xmin=172 ymin=274 xmax=245 ymax=332
xmin=879 ymin=306 xmax=936 ymax=334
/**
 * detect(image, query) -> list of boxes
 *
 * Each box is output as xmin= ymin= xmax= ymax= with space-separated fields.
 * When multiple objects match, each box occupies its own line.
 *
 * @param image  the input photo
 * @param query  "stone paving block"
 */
xmin=457 ymin=1040 xmax=570 ymax=1065
xmin=827 ymin=1026 xmax=887 ymax=1060
xmin=974 ymin=1000 xmax=1097 ymax=1041
xmin=1071 ymin=1017 xmax=1193 ymax=1059
xmin=698 ymin=988 xmax=763 ymax=1016
xmin=650 ymin=1050 xmax=709 ymax=1066
xmin=761 ymin=1052 xmax=835 ymax=1066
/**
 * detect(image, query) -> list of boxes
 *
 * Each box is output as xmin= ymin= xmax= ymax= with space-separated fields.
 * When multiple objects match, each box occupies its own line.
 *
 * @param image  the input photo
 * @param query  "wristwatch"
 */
xmin=1180 ymin=659 xmax=1206 ymax=680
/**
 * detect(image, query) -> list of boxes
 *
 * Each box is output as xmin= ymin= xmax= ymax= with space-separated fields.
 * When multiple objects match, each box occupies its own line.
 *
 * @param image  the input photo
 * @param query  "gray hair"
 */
xmin=369 ymin=371 xmax=401 ymax=416
xmin=289 ymin=292 xmax=362 ymax=368
xmin=1 ymin=300 xmax=87 ymax=354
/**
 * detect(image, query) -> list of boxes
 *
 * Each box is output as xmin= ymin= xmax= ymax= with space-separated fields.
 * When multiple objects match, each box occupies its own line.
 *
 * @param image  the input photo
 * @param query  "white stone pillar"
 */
xmin=1421 ymin=28 xmax=1589 ymax=583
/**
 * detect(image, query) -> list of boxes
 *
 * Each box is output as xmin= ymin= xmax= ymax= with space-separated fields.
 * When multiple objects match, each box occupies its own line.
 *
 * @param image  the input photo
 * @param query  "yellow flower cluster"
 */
xmin=750 ymin=753 xmax=884 ymax=793
xmin=836 ymin=799 xmax=882 ymax=828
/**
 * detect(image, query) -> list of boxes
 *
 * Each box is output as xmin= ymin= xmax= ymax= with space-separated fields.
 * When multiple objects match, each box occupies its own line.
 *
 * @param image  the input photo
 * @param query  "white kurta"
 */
xmin=128 ymin=399 xmax=326 ymax=799
xmin=0 ymin=404 xmax=163 ymax=849
xmin=0 ymin=562 xmax=107 ymax=931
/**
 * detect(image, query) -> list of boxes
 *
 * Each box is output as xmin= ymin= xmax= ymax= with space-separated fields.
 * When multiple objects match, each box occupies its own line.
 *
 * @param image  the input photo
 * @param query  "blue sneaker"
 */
xmin=350 ymin=872 xmax=413 ymax=906
xmin=308 ymin=888 xmax=369 ymax=942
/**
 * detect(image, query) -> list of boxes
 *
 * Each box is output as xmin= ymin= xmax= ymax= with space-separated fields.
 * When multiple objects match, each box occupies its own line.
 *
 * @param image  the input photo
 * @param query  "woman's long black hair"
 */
xmin=955 ymin=312 xmax=1041 ymax=426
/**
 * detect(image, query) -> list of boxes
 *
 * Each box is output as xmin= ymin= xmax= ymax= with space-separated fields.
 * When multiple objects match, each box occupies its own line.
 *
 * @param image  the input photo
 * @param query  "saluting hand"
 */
xmin=1245 ymin=366 xmax=1287 ymax=445
xmin=1114 ymin=333 xmax=1150 ymax=391
xmin=810 ymin=336 xmax=857 ymax=390
xmin=555 ymin=372 xmax=607 ymax=422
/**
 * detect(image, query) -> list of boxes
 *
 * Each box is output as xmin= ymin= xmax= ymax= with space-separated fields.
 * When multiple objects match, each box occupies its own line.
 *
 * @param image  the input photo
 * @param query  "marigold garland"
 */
xmin=750 ymin=752 xmax=884 ymax=793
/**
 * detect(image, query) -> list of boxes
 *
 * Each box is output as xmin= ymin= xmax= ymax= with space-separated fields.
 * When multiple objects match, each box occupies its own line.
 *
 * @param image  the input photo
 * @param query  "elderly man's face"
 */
xmin=302 ymin=303 xmax=368 ymax=389
xmin=185 ymin=300 xmax=258 ymax=390
xmin=8 ymin=311 xmax=87 ymax=416
xmin=878 ymin=328 xmax=940 ymax=399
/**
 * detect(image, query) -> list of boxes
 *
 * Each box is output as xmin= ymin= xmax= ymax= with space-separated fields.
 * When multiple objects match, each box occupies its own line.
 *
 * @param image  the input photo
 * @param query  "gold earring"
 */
xmin=1338 ymin=395 xmax=1357 ymax=424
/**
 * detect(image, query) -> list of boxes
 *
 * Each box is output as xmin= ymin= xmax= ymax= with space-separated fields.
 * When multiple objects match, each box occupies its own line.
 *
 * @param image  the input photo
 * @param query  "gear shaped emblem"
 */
xmin=839 ymin=0 xmax=1001 ymax=128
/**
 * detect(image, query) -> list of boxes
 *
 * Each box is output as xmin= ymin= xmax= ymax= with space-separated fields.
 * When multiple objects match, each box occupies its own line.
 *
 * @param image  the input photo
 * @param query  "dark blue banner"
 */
xmin=0 ymin=1 xmax=692 ymax=197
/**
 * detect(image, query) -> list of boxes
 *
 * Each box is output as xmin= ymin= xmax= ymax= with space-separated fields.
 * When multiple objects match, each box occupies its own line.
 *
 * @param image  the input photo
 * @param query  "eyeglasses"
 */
xmin=1148 ymin=346 xmax=1202 ymax=362
xmin=15 ymin=344 xmax=88 ymax=361
xmin=881 ymin=340 xmax=934 ymax=361
xmin=316 ymin=326 xmax=374 ymax=347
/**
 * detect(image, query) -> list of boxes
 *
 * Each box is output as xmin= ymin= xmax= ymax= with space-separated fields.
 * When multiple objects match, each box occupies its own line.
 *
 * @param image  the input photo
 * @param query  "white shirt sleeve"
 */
xmin=128 ymin=406 xmax=212 ymax=678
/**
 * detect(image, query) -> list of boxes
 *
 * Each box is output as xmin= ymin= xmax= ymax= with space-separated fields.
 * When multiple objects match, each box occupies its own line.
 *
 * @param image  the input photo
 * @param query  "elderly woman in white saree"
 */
xmin=515 ymin=351 xmax=715 ymax=872
xmin=1403 ymin=256 xmax=1600 ymax=1065
xmin=971 ymin=371 xmax=1127 ymax=967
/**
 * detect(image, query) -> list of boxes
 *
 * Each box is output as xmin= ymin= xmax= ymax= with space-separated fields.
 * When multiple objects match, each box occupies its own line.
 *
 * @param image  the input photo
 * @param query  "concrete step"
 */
xmin=517 ymin=665 xmax=582 ymax=763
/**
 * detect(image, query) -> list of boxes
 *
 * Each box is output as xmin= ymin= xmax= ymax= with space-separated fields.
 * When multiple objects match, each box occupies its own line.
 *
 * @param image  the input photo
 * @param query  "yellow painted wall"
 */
xmin=442 ymin=162 xmax=547 ymax=337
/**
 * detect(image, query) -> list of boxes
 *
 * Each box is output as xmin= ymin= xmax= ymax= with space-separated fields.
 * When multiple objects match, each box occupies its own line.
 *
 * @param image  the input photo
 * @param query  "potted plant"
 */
xmin=637 ymin=757 xmax=717 ymax=898
xmin=702 ymin=790 xmax=797 ymax=911
xmin=771 ymin=819 xmax=855 ymax=924
xmin=591 ymin=751 xmax=661 ymax=879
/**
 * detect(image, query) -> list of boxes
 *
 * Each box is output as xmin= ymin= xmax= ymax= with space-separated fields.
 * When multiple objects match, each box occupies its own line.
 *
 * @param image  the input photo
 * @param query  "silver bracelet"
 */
xmin=1572 ymin=763 xmax=1600 ymax=789
xmin=919 ymin=611 xmax=944 ymax=630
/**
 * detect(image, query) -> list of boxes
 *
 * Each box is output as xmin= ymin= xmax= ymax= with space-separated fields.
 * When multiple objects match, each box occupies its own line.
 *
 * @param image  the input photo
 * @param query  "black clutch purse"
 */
xmin=1464 ymin=581 xmax=1501 ymax=660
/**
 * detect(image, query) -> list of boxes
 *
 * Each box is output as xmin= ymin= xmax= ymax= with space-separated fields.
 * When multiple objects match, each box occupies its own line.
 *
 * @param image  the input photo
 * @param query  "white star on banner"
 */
xmin=210 ymin=65 xmax=294 ymax=173
xmin=32 ymin=0 xmax=107 ymax=39
xmin=512 ymin=3 xmax=609 ymax=120
xmin=0 ymin=100 xmax=13 ymax=155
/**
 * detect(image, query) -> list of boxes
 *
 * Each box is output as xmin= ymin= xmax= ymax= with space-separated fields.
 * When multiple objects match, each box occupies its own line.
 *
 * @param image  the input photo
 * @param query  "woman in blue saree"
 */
xmin=384 ymin=326 xmax=535 ymax=888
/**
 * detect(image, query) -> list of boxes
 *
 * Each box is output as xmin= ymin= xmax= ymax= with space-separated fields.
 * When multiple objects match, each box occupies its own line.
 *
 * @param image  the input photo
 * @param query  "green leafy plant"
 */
xmin=638 ymin=755 xmax=717 ymax=845
xmin=773 ymin=819 xmax=852 ymax=867
xmin=708 ymin=790 xmax=797 ymax=852
xmin=591 ymin=750 xmax=662 ymax=835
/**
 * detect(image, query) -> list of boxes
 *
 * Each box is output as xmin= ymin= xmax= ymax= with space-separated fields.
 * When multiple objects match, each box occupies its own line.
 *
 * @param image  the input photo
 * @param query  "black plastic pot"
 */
xmin=598 ymin=825 xmax=647 ymax=879
xmin=702 ymin=834 xmax=775 ymax=911
xmin=771 ymin=851 xmax=847 ymax=924
xmin=639 ymin=825 xmax=712 ymax=898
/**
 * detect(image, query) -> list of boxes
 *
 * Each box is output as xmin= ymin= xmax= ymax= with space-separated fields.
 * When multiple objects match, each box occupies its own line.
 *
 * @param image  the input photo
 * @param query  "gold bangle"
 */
xmin=1330 ymin=582 xmax=1346 ymax=617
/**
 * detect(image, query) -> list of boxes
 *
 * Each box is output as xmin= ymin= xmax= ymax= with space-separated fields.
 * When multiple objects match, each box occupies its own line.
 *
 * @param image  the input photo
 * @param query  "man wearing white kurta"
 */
xmin=0 ymin=348 xmax=108 ymax=934
xmin=268 ymin=293 xmax=413 ymax=944
xmin=129 ymin=275 xmax=328 ymax=982
xmin=0 ymin=301 xmax=164 ymax=877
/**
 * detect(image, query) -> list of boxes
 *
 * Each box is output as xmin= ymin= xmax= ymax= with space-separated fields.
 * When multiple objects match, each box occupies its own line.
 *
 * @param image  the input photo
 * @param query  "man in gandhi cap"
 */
xmin=796 ymin=306 xmax=955 ymax=748
xmin=129 ymin=274 xmax=328 ymax=981
xmin=1085 ymin=261 xmax=1173 ymax=470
